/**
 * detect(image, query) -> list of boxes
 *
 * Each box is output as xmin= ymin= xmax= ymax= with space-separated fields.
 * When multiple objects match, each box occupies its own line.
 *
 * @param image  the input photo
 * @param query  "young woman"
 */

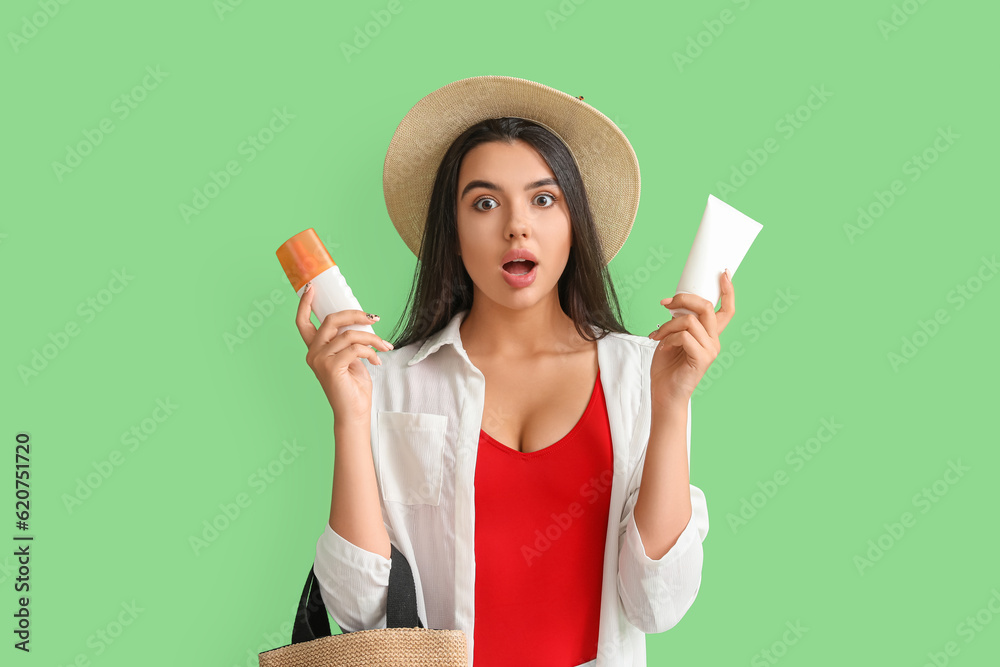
xmin=297 ymin=76 xmax=735 ymax=666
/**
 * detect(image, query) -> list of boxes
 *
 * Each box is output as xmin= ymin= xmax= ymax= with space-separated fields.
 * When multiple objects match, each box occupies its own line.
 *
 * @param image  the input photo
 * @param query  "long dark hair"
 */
xmin=388 ymin=117 xmax=631 ymax=350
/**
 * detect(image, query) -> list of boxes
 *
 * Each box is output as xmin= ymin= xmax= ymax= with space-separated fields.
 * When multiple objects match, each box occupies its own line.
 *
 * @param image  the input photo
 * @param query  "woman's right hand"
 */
xmin=295 ymin=283 xmax=394 ymax=424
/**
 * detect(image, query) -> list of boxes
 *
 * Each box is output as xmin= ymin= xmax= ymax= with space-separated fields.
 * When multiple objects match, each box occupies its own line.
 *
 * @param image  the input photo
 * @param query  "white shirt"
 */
xmin=313 ymin=309 xmax=709 ymax=666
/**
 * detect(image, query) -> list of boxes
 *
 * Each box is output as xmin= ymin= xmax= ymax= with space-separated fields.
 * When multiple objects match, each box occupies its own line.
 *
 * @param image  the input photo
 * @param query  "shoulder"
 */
xmin=597 ymin=330 xmax=658 ymax=364
xmin=368 ymin=341 xmax=425 ymax=374
xmin=600 ymin=330 xmax=657 ymax=350
xmin=365 ymin=343 xmax=429 ymax=415
xmin=366 ymin=338 xmax=455 ymax=385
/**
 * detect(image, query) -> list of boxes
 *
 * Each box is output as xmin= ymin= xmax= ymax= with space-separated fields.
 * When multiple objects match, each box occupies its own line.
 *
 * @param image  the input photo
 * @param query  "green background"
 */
xmin=3 ymin=0 xmax=998 ymax=664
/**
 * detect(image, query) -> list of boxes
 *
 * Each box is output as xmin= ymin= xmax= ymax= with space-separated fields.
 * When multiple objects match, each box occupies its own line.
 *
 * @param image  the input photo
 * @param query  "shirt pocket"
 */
xmin=377 ymin=411 xmax=448 ymax=506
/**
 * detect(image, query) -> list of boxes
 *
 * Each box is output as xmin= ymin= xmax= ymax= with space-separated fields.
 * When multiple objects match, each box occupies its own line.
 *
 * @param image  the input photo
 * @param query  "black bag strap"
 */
xmin=292 ymin=543 xmax=423 ymax=643
xmin=386 ymin=543 xmax=423 ymax=629
xmin=292 ymin=561 xmax=331 ymax=643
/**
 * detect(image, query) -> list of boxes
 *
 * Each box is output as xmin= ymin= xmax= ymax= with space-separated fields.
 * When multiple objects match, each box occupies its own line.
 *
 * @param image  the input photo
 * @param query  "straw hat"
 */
xmin=382 ymin=75 xmax=640 ymax=266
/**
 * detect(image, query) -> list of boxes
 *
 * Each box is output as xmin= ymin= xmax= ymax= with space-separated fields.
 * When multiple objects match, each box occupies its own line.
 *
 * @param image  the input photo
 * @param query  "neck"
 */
xmin=459 ymin=290 xmax=582 ymax=360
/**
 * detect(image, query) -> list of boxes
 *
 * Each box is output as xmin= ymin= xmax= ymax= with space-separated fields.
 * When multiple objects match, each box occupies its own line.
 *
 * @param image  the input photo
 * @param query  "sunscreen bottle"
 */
xmin=276 ymin=228 xmax=375 ymax=335
xmin=669 ymin=194 xmax=763 ymax=318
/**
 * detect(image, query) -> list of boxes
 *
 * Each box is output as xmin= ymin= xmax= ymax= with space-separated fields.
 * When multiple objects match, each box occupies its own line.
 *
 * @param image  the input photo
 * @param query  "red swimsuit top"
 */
xmin=473 ymin=368 xmax=614 ymax=666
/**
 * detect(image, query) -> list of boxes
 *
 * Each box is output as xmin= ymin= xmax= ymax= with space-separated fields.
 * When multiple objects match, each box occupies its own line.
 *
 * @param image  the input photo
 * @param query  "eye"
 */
xmin=534 ymin=192 xmax=558 ymax=207
xmin=471 ymin=192 xmax=559 ymax=212
xmin=472 ymin=196 xmax=498 ymax=212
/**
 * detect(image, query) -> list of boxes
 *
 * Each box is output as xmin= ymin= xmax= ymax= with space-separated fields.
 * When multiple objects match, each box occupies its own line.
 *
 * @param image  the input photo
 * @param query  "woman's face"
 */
xmin=455 ymin=139 xmax=572 ymax=310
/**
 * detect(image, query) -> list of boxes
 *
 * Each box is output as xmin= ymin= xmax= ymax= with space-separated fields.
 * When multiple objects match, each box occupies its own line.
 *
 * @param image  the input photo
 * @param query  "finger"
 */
xmin=334 ymin=342 xmax=384 ymax=367
xmin=313 ymin=309 xmax=381 ymax=351
xmin=659 ymin=330 xmax=710 ymax=366
xmin=661 ymin=292 xmax=717 ymax=339
xmin=310 ymin=322 xmax=392 ymax=372
xmin=660 ymin=294 xmax=716 ymax=340
xmin=716 ymin=270 xmax=736 ymax=334
xmin=295 ymin=283 xmax=318 ymax=347
xmin=320 ymin=327 xmax=394 ymax=357
xmin=650 ymin=313 xmax=714 ymax=352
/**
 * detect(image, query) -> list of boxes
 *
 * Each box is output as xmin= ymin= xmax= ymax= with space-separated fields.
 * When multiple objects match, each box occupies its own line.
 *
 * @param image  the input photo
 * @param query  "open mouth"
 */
xmin=502 ymin=259 xmax=536 ymax=275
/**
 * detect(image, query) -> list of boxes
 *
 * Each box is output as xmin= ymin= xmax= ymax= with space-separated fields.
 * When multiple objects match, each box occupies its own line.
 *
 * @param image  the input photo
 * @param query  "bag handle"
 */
xmin=292 ymin=543 xmax=424 ymax=643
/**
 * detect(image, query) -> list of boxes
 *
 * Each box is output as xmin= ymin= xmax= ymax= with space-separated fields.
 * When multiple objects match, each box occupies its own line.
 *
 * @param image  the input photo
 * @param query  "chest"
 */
xmin=475 ymin=347 xmax=600 ymax=454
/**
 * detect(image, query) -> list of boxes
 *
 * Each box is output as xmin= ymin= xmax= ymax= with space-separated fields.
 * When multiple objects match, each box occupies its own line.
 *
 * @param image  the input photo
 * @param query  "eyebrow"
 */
xmin=459 ymin=177 xmax=560 ymax=200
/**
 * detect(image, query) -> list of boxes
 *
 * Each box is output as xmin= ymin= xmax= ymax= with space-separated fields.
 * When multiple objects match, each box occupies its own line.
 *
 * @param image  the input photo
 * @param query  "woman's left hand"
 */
xmin=647 ymin=271 xmax=736 ymax=409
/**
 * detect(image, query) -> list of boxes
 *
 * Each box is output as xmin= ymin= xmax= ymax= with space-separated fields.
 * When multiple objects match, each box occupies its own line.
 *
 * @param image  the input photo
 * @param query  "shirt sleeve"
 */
xmin=313 ymin=521 xmax=393 ymax=633
xmin=616 ymin=392 xmax=710 ymax=634
xmin=617 ymin=483 xmax=709 ymax=633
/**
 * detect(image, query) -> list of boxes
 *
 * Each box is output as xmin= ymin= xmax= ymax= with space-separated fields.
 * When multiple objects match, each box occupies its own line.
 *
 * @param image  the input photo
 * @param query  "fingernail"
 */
xmin=724 ymin=269 xmax=731 ymax=281
xmin=304 ymin=282 xmax=311 ymax=293
xmin=367 ymin=313 xmax=380 ymax=321
xmin=662 ymin=297 xmax=672 ymax=303
xmin=383 ymin=340 xmax=394 ymax=349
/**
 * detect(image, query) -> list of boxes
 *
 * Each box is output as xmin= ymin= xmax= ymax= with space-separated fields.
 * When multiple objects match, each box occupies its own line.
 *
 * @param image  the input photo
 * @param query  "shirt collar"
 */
xmin=406 ymin=308 xmax=608 ymax=367
xmin=407 ymin=309 xmax=471 ymax=366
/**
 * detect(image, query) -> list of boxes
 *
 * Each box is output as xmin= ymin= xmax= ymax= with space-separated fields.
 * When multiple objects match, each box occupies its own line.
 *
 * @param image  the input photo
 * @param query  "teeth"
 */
xmin=504 ymin=257 xmax=535 ymax=276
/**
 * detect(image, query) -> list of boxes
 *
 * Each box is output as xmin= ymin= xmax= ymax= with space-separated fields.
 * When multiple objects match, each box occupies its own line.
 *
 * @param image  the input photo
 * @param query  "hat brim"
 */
xmin=382 ymin=75 xmax=640 ymax=265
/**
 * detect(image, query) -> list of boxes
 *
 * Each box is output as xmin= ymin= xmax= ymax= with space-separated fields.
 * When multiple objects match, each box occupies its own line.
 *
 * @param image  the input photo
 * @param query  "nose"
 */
xmin=504 ymin=200 xmax=532 ymax=240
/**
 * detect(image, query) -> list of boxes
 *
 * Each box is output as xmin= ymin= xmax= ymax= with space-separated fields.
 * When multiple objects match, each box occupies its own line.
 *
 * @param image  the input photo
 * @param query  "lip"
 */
xmin=501 ymin=248 xmax=538 ymax=265
xmin=500 ymin=248 xmax=539 ymax=289
xmin=501 ymin=262 xmax=537 ymax=288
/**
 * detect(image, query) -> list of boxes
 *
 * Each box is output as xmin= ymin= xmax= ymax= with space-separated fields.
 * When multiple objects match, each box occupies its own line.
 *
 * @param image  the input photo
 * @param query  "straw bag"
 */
xmin=258 ymin=543 xmax=467 ymax=666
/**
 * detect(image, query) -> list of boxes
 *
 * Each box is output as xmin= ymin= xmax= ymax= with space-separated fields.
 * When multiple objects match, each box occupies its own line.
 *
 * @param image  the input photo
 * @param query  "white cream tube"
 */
xmin=669 ymin=194 xmax=763 ymax=318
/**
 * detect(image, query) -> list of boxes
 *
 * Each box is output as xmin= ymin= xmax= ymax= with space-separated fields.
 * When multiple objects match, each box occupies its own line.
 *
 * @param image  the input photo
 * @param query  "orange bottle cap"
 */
xmin=276 ymin=228 xmax=336 ymax=293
